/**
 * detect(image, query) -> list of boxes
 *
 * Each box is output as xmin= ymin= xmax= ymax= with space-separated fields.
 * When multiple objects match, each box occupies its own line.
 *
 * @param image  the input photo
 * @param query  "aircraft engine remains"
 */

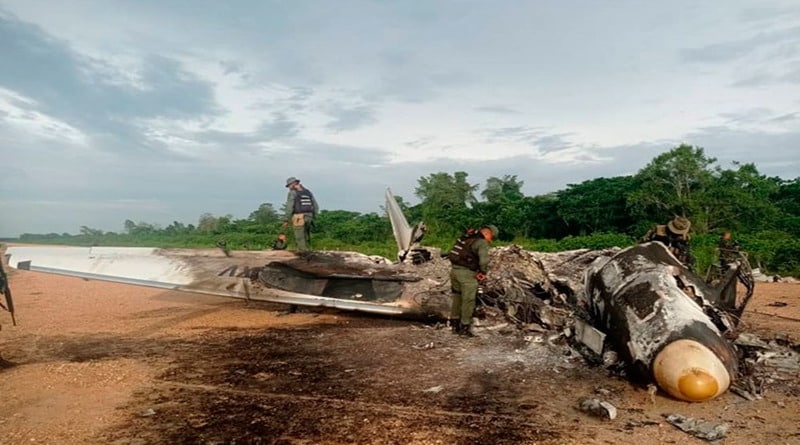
xmin=583 ymin=242 xmax=738 ymax=401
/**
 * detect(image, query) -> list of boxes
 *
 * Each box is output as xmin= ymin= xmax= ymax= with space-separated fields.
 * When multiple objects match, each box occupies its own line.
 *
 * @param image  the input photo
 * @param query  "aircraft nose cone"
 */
xmin=653 ymin=339 xmax=730 ymax=402
xmin=678 ymin=369 xmax=720 ymax=401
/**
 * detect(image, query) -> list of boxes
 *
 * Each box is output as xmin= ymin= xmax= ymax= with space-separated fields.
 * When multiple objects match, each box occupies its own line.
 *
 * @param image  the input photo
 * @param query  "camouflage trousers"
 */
xmin=450 ymin=267 xmax=478 ymax=325
xmin=292 ymin=213 xmax=314 ymax=251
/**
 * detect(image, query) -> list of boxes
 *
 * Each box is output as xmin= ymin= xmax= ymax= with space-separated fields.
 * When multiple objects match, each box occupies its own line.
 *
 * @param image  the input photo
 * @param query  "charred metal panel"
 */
xmin=258 ymin=263 xmax=405 ymax=302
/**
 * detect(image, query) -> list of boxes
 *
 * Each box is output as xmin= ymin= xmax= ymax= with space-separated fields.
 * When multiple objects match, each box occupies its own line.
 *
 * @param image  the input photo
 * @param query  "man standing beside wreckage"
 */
xmin=448 ymin=225 xmax=498 ymax=337
xmin=641 ymin=216 xmax=695 ymax=271
xmin=283 ymin=177 xmax=319 ymax=252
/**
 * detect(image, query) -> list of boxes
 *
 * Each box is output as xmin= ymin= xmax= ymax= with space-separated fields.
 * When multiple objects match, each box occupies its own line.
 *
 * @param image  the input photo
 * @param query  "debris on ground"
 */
xmin=397 ymin=242 xmax=800 ymax=404
xmin=664 ymin=414 xmax=729 ymax=441
xmin=733 ymin=332 xmax=800 ymax=399
xmin=578 ymin=398 xmax=617 ymax=420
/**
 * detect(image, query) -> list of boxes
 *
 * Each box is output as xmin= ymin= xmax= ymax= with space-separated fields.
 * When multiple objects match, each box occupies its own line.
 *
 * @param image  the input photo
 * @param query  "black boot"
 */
xmin=458 ymin=323 xmax=475 ymax=337
xmin=449 ymin=319 xmax=461 ymax=334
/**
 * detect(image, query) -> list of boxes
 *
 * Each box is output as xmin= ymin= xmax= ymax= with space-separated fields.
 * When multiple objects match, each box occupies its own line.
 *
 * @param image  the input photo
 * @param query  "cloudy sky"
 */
xmin=1 ymin=1 xmax=799 ymax=237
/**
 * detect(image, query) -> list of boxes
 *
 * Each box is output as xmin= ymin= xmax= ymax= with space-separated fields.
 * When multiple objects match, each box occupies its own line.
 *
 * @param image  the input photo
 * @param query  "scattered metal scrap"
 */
xmin=578 ymin=398 xmax=617 ymax=420
xmin=732 ymin=332 xmax=800 ymax=400
xmin=664 ymin=414 xmax=729 ymax=441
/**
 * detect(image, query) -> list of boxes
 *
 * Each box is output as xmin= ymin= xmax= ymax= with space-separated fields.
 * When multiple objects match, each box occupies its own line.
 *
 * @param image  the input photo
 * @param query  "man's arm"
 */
xmin=284 ymin=190 xmax=296 ymax=221
xmin=311 ymin=192 xmax=319 ymax=217
xmin=474 ymin=239 xmax=490 ymax=273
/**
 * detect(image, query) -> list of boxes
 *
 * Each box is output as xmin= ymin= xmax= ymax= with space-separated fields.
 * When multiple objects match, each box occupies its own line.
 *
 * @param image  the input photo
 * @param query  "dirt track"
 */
xmin=1 ymin=268 xmax=799 ymax=445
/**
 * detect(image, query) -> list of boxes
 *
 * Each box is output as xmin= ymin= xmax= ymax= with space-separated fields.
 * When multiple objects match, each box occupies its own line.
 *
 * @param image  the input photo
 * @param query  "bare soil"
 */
xmin=1 ymin=268 xmax=798 ymax=445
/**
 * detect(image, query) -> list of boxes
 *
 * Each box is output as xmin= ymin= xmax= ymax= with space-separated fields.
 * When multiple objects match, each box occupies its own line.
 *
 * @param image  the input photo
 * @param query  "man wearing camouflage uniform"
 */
xmin=717 ymin=232 xmax=740 ymax=270
xmin=640 ymin=216 xmax=695 ymax=271
xmin=447 ymin=224 xmax=498 ymax=337
xmin=283 ymin=177 xmax=319 ymax=251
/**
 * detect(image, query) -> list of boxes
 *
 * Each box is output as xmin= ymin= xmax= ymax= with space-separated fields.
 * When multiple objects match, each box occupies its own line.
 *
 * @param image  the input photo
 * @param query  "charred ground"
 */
xmin=98 ymin=317 xmax=574 ymax=445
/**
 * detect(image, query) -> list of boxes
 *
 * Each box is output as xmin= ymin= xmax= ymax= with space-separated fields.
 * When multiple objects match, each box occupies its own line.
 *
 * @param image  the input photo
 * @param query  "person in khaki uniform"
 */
xmin=271 ymin=233 xmax=288 ymax=250
xmin=282 ymin=177 xmax=319 ymax=251
xmin=640 ymin=216 xmax=695 ymax=271
xmin=447 ymin=224 xmax=498 ymax=337
xmin=717 ymin=232 xmax=740 ymax=269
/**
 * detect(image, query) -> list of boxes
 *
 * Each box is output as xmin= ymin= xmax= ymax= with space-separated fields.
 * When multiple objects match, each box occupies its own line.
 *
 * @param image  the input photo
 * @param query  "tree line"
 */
xmin=16 ymin=145 xmax=800 ymax=276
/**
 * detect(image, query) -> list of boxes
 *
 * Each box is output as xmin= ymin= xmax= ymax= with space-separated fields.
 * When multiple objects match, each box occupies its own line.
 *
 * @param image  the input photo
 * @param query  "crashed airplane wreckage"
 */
xmin=3 ymin=189 xmax=759 ymax=402
xmin=582 ymin=242 xmax=754 ymax=402
xmin=464 ymin=241 xmax=756 ymax=402
xmin=4 ymin=246 xmax=449 ymax=317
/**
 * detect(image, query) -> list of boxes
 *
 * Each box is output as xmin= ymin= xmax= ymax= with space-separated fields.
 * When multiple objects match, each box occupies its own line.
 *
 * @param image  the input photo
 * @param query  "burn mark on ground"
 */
xmin=97 ymin=320 xmax=569 ymax=444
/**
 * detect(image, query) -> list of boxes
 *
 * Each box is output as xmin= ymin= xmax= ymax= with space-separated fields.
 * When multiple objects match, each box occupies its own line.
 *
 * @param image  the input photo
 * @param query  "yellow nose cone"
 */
xmin=653 ymin=339 xmax=730 ymax=402
xmin=678 ymin=369 xmax=719 ymax=402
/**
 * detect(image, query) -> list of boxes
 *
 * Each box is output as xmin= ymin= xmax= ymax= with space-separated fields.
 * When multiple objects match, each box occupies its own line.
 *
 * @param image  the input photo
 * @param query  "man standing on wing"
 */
xmin=283 ymin=177 xmax=319 ymax=252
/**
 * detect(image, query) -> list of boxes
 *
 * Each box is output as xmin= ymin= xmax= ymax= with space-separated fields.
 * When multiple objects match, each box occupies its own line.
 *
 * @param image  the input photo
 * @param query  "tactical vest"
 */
xmin=448 ymin=234 xmax=481 ymax=271
xmin=293 ymin=188 xmax=315 ymax=214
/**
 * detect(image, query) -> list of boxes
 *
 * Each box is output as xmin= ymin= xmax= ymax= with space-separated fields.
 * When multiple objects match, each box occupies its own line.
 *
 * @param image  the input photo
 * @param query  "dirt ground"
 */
xmin=1 ymin=267 xmax=798 ymax=445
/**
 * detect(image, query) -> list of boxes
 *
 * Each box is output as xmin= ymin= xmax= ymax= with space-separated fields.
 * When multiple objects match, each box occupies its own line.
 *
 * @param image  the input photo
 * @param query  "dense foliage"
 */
xmin=16 ymin=145 xmax=800 ymax=276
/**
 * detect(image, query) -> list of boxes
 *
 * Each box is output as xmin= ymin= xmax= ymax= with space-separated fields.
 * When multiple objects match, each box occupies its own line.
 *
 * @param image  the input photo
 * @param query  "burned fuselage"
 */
xmin=583 ymin=242 xmax=742 ymax=402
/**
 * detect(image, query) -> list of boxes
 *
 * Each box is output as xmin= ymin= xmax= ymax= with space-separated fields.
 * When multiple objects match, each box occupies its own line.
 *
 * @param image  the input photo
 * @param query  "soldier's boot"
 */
xmin=458 ymin=323 xmax=475 ymax=338
xmin=449 ymin=319 xmax=461 ymax=333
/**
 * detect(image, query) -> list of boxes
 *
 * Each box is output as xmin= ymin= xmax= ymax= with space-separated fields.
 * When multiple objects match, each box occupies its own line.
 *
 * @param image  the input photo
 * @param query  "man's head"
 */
xmin=278 ymin=233 xmax=287 ymax=241
xmin=285 ymin=177 xmax=300 ymax=188
xmin=722 ymin=232 xmax=731 ymax=240
xmin=667 ymin=216 xmax=691 ymax=235
xmin=480 ymin=224 xmax=499 ymax=242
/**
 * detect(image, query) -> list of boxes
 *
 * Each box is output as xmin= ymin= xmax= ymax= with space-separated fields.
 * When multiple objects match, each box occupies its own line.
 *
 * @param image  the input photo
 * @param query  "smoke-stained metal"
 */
xmin=583 ymin=242 xmax=739 ymax=402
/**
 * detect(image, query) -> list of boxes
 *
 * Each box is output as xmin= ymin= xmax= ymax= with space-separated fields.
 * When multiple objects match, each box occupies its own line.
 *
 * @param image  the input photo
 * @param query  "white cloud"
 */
xmin=0 ymin=87 xmax=87 ymax=144
xmin=1 ymin=1 xmax=799 ymax=236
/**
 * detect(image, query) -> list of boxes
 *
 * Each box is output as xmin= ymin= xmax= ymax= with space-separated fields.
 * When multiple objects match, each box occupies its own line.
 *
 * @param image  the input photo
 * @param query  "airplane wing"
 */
xmin=4 ymin=245 xmax=445 ymax=317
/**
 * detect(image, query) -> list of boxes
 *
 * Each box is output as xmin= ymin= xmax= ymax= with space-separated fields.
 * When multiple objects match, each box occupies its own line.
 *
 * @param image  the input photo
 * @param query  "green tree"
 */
xmin=197 ymin=213 xmax=219 ymax=233
xmin=473 ymin=175 xmax=527 ymax=239
xmin=628 ymin=144 xmax=716 ymax=230
xmin=414 ymin=171 xmax=478 ymax=234
xmin=557 ymin=176 xmax=637 ymax=235
xmin=123 ymin=220 xmax=158 ymax=235
xmin=249 ymin=203 xmax=280 ymax=225
xmin=520 ymin=194 xmax=569 ymax=239
xmin=701 ymin=163 xmax=781 ymax=232
xmin=771 ymin=178 xmax=800 ymax=236
xmin=773 ymin=178 xmax=800 ymax=216
xmin=481 ymin=175 xmax=524 ymax=202
xmin=79 ymin=226 xmax=104 ymax=236
xmin=163 ymin=221 xmax=189 ymax=236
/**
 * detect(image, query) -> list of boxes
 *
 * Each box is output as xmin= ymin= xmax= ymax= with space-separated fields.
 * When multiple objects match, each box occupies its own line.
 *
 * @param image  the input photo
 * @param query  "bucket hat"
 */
xmin=668 ymin=216 xmax=691 ymax=235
